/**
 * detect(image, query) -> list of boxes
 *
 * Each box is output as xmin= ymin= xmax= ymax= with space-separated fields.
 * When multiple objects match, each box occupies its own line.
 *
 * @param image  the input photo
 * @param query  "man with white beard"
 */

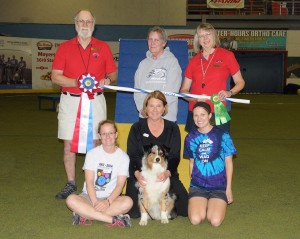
xmin=51 ymin=9 xmax=117 ymax=199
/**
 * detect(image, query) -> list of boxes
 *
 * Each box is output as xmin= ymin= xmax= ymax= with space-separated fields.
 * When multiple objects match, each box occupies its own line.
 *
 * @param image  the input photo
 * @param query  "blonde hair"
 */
xmin=193 ymin=23 xmax=220 ymax=53
xmin=142 ymin=90 xmax=168 ymax=117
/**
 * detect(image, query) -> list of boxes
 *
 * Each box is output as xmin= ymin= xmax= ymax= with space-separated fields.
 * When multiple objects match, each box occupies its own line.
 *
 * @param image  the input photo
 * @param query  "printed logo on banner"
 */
xmin=36 ymin=41 xmax=53 ymax=50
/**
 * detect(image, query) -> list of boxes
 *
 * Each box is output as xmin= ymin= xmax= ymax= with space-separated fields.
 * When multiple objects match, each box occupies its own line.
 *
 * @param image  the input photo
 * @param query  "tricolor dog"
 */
xmin=137 ymin=145 xmax=176 ymax=226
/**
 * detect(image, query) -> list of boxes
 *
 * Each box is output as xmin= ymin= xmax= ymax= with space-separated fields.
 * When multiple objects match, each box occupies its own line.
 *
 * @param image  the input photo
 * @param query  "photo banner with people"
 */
xmin=0 ymin=37 xmax=32 ymax=89
xmin=0 ymin=36 xmax=63 ymax=91
xmin=0 ymin=36 xmax=119 ymax=92
xmin=115 ymin=39 xmax=189 ymax=125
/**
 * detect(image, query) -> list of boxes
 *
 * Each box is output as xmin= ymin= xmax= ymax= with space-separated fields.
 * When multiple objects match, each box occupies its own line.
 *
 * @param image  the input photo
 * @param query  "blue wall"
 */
xmin=0 ymin=23 xmax=188 ymax=41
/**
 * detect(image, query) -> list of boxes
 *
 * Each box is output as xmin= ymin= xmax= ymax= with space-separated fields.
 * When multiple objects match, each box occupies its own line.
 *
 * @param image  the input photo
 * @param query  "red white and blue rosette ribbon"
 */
xmin=79 ymin=74 xmax=99 ymax=99
xmin=71 ymin=74 xmax=99 ymax=154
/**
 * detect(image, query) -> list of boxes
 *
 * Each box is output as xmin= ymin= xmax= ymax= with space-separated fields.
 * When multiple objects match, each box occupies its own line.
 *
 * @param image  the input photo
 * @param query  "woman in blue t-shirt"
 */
xmin=183 ymin=102 xmax=236 ymax=227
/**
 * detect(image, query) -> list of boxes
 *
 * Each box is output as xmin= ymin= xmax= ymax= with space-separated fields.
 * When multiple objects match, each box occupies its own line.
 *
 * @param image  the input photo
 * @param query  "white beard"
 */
xmin=77 ymin=26 xmax=93 ymax=39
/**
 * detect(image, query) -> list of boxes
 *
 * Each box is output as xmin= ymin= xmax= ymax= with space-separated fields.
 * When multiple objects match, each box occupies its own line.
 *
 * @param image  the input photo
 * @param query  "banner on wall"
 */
xmin=217 ymin=29 xmax=287 ymax=50
xmin=207 ymin=0 xmax=244 ymax=9
xmin=167 ymin=29 xmax=287 ymax=56
xmin=0 ymin=37 xmax=32 ymax=89
xmin=0 ymin=36 xmax=120 ymax=91
xmin=31 ymin=39 xmax=63 ymax=90
xmin=0 ymin=36 xmax=64 ymax=90
xmin=31 ymin=39 xmax=119 ymax=91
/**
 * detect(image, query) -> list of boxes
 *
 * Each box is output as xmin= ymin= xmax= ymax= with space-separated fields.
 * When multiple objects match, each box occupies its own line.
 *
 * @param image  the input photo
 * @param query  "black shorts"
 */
xmin=188 ymin=186 xmax=228 ymax=203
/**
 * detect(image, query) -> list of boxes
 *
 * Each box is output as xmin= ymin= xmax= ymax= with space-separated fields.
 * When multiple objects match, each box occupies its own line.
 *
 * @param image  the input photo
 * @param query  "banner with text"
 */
xmin=167 ymin=29 xmax=287 ymax=59
xmin=31 ymin=39 xmax=64 ymax=90
xmin=207 ymin=0 xmax=244 ymax=9
xmin=0 ymin=36 xmax=119 ymax=91
xmin=217 ymin=29 xmax=287 ymax=50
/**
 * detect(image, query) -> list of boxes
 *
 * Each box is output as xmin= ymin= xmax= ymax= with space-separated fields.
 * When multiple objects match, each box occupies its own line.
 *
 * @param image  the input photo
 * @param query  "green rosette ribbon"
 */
xmin=210 ymin=94 xmax=231 ymax=125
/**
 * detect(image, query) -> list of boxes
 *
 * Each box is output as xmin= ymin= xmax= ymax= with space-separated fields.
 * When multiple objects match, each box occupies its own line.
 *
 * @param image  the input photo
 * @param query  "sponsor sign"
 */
xmin=32 ymin=39 xmax=63 ymax=90
xmin=217 ymin=30 xmax=287 ymax=50
xmin=207 ymin=0 xmax=244 ymax=9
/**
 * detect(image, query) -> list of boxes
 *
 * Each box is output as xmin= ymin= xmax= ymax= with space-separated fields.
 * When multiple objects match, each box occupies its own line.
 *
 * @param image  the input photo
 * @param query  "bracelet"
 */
xmin=107 ymin=198 xmax=111 ymax=206
xmin=229 ymin=90 xmax=233 ymax=97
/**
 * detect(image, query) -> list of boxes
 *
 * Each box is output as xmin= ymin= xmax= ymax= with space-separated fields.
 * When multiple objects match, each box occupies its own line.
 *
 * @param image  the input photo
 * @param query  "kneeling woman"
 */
xmin=66 ymin=120 xmax=133 ymax=227
xmin=126 ymin=90 xmax=188 ymax=218
xmin=183 ymin=102 xmax=236 ymax=227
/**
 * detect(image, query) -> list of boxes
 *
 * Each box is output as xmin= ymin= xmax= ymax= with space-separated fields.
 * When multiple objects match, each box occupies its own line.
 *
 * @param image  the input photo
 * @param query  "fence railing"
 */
xmin=187 ymin=0 xmax=300 ymax=16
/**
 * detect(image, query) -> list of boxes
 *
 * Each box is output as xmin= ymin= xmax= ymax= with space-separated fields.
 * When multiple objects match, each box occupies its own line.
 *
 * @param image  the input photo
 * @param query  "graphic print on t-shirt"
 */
xmin=147 ymin=67 xmax=167 ymax=83
xmin=193 ymin=134 xmax=225 ymax=177
xmin=198 ymin=138 xmax=213 ymax=163
xmin=95 ymin=163 xmax=112 ymax=189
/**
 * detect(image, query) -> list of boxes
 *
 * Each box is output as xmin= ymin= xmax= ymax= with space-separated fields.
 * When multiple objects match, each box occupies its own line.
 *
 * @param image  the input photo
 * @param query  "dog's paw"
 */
xmin=139 ymin=219 xmax=148 ymax=226
xmin=161 ymin=218 xmax=169 ymax=224
xmin=161 ymin=211 xmax=169 ymax=224
xmin=139 ymin=213 xmax=148 ymax=226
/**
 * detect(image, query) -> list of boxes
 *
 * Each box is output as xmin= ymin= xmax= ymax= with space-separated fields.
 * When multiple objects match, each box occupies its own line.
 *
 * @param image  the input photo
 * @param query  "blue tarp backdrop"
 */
xmin=115 ymin=39 xmax=189 ymax=124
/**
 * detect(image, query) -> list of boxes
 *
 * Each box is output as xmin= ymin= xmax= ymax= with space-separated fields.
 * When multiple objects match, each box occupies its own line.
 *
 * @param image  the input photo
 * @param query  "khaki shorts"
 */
xmin=57 ymin=92 xmax=106 ymax=140
xmin=79 ymin=193 xmax=106 ymax=203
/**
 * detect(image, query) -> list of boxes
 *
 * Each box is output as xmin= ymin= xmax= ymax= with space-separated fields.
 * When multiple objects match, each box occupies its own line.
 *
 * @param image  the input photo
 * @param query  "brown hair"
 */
xmin=97 ymin=120 xmax=118 ymax=146
xmin=142 ymin=90 xmax=168 ymax=117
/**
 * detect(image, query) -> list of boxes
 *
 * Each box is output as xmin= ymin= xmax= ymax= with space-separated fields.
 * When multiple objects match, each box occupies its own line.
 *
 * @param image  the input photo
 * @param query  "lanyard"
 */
xmin=78 ymin=44 xmax=92 ymax=74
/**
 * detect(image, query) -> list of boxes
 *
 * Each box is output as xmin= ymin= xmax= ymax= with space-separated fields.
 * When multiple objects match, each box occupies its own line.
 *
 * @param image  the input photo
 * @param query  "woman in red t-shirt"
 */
xmin=180 ymin=23 xmax=245 ymax=133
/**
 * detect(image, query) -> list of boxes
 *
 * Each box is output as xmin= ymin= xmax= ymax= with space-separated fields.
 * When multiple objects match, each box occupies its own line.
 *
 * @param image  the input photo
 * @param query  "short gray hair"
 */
xmin=148 ymin=26 xmax=168 ymax=43
xmin=73 ymin=9 xmax=96 ymax=24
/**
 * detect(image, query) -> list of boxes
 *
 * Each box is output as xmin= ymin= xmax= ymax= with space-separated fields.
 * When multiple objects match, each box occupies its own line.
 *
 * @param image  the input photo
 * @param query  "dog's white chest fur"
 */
xmin=142 ymin=164 xmax=170 ymax=203
xmin=137 ymin=145 xmax=176 ymax=226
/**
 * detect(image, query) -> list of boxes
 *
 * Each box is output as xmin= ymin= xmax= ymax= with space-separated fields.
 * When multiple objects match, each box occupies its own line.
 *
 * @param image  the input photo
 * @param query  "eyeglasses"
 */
xmin=76 ymin=19 xmax=94 ymax=25
xmin=198 ymin=32 xmax=212 ymax=39
xmin=100 ymin=132 xmax=116 ymax=137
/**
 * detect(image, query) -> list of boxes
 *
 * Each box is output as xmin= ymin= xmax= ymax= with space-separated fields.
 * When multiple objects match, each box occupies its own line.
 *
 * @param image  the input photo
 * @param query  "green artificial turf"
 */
xmin=0 ymin=93 xmax=299 ymax=239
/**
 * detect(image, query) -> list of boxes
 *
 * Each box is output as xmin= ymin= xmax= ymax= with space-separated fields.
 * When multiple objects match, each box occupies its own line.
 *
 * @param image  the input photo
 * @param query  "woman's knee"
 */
xmin=123 ymin=196 xmax=133 ymax=209
xmin=208 ymin=217 xmax=224 ymax=227
xmin=188 ymin=214 xmax=205 ymax=225
xmin=65 ymin=194 xmax=77 ymax=209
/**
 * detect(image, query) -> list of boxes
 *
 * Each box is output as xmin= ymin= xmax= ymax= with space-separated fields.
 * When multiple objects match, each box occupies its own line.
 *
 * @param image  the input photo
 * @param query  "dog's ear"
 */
xmin=159 ymin=144 xmax=169 ymax=157
xmin=143 ymin=144 xmax=153 ymax=153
